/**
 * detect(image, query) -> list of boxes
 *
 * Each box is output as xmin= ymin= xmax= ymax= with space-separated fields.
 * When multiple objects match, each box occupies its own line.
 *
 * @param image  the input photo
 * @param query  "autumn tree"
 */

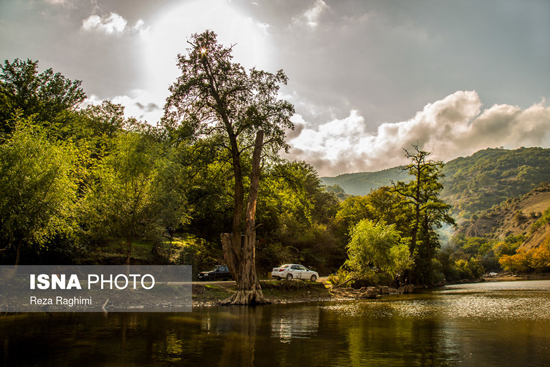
xmin=163 ymin=31 xmax=294 ymax=304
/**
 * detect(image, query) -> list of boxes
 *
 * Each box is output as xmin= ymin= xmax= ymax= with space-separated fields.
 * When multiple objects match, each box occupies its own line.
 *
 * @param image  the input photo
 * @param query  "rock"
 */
xmin=399 ymin=285 xmax=415 ymax=294
xmin=358 ymin=286 xmax=379 ymax=299
xmin=378 ymin=286 xmax=389 ymax=294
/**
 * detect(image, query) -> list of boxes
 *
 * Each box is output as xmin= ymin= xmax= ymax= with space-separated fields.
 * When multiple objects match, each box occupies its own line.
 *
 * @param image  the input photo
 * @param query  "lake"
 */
xmin=2 ymin=280 xmax=550 ymax=366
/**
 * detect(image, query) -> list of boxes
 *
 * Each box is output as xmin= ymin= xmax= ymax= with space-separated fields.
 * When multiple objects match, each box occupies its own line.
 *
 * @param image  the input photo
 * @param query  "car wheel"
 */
xmin=310 ymin=275 xmax=317 ymax=282
xmin=286 ymin=274 xmax=293 ymax=281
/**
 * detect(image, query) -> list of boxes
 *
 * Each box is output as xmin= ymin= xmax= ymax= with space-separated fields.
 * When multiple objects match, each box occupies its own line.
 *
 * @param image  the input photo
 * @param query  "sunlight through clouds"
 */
xmin=82 ymin=13 xmax=147 ymax=35
xmin=137 ymin=0 xmax=275 ymax=117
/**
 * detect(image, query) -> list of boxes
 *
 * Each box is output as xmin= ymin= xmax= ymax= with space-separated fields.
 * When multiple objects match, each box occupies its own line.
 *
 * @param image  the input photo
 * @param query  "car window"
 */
xmin=297 ymin=265 xmax=307 ymax=271
xmin=220 ymin=266 xmax=228 ymax=272
xmin=291 ymin=265 xmax=299 ymax=270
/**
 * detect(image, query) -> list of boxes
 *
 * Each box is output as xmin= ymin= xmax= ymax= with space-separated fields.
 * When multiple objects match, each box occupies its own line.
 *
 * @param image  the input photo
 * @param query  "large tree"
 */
xmin=0 ymin=59 xmax=86 ymax=135
xmin=393 ymin=145 xmax=454 ymax=284
xmin=164 ymin=31 xmax=294 ymax=304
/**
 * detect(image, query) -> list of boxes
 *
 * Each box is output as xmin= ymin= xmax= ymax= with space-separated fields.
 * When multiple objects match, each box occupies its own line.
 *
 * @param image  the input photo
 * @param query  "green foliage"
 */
xmin=442 ymin=147 xmax=550 ymax=218
xmin=530 ymin=204 xmax=550 ymax=234
xmin=257 ymin=161 xmax=344 ymax=274
xmin=0 ymin=59 xmax=85 ymax=135
xmin=345 ymin=220 xmax=412 ymax=279
xmin=322 ymin=147 xmax=550 ymax=220
xmin=327 ymin=268 xmax=355 ymax=288
xmin=81 ymin=132 xmax=187 ymax=263
xmin=325 ymin=184 xmax=346 ymax=200
xmin=393 ymin=146 xmax=454 ymax=284
xmin=0 ymin=118 xmax=77 ymax=264
xmin=334 ymin=186 xmax=410 ymax=243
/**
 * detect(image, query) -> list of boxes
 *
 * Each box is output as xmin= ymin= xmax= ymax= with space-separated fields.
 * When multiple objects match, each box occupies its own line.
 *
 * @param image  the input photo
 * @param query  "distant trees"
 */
xmin=499 ymin=238 xmax=550 ymax=273
xmin=164 ymin=31 xmax=294 ymax=304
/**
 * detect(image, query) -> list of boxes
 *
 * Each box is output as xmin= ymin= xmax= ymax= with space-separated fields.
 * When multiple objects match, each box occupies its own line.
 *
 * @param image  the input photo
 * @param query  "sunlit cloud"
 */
xmin=82 ymin=89 xmax=163 ymax=124
xmin=287 ymin=91 xmax=550 ymax=176
xmin=292 ymin=0 xmax=329 ymax=29
xmin=43 ymin=0 xmax=69 ymax=5
xmin=81 ymin=13 xmax=147 ymax=36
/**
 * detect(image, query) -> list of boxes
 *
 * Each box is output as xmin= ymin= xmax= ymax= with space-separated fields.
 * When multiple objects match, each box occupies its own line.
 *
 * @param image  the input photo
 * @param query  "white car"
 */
xmin=271 ymin=264 xmax=319 ymax=282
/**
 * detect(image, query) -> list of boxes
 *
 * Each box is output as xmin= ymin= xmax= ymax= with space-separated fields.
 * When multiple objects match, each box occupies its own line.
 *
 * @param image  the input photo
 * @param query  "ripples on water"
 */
xmin=2 ymin=280 xmax=550 ymax=366
xmin=322 ymin=280 xmax=550 ymax=321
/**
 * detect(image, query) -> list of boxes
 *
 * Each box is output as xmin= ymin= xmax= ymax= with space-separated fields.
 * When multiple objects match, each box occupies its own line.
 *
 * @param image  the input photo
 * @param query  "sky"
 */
xmin=1 ymin=0 xmax=549 ymax=176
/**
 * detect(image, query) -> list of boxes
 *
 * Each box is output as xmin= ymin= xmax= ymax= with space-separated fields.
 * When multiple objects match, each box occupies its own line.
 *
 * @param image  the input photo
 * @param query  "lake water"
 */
xmin=2 ymin=280 xmax=550 ymax=366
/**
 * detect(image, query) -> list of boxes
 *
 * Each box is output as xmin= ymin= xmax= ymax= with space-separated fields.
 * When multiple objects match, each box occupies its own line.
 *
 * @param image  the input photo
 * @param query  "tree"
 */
xmin=82 ymin=131 xmax=185 ymax=264
xmin=0 ymin=117 xmax=76 ymax=266
xmin=0 ymin=59 xmax=86 ymax=135
xmin=345 ymin=220 xmax=412 ymax=281
xmin=393 ymin=145 xmax=454 ymax=284
xmin=163 ymin=31 xmax=294 ymax=304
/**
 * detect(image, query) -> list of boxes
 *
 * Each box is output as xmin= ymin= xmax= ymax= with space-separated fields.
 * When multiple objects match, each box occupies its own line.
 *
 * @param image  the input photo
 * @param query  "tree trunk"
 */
xmin=221 ymin=131 xmax=268 ymax=305
xmin=15 ymin=238 xmax=23 ymax=267
xmin=126 ymin=238 xmax=132 ymax=265
xmin=13 ymin=238 xmax=23 ymax=277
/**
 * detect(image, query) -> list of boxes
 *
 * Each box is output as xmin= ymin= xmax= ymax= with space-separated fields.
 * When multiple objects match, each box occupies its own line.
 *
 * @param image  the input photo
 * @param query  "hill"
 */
xmin=440 ymin=147 xmax=550 ymax=218
xmin=321 ymin=167 xmax=408 ymax=196
xmin=457 ymin=182 xmax=550 ymax=241
xmin=321 ymin=147 xmax=550 ymax=218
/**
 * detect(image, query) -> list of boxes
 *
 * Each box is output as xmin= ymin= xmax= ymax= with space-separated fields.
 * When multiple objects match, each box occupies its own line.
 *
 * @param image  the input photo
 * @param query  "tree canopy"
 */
xmin=164 ymin=30 xmax=294 ymax=304
xmin=0 ymin=59 xmax=86 ymax=135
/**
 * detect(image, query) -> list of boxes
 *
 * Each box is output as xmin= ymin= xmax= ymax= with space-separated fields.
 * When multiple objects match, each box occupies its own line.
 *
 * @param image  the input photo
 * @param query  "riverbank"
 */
xmin=192 ymin=280 xmax=414 ymax=306
xmin=192 ymin=273 xmax=550 ymax=306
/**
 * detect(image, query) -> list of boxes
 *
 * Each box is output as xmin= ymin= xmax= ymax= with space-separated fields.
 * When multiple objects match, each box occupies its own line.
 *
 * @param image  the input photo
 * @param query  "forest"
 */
xmin=1 ymin=32 xmax=549 ymax=291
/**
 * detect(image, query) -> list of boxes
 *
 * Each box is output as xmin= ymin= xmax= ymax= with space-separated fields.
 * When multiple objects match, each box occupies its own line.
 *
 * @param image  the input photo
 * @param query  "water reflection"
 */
xmin=1 ymin=281 xmax=550 ymax=366
xmin=271 ymin=306 xmax=320 ymax=343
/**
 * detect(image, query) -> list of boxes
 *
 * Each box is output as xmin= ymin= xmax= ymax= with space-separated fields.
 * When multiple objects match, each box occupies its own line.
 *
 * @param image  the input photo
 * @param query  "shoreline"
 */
xmin=192 ymin=274 xmax=550 ymax=307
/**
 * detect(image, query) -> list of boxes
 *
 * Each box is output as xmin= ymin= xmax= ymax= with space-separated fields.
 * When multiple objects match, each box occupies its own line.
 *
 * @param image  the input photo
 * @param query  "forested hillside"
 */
xmin=457 ymin=182 xmax=550 ymax=241
xmin=321 ymin=167 xmax=408 ymax=196
xmin=322 ymin=147 xmax=550 ymax=219
xmin=441 ymin=147 xmax=550 ymax=218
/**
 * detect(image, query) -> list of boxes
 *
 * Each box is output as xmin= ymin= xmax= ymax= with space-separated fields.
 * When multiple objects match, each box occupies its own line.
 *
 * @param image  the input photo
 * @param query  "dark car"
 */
xmin=197 ymin=265 xmax=232 ymax=281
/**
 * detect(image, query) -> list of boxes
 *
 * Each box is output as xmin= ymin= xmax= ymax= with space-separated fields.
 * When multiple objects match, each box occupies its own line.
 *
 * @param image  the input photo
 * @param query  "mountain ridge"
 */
xmin=321 ymin=147 xmax=550 ymax=219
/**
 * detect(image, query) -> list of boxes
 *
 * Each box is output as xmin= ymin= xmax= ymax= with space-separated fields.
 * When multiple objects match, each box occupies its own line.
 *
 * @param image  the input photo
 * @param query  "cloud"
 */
xmin=287 ymin=91 xmax=550 ymax=176
xmin=43 ymin=0 xmax=69 ymax=5
xmin=81 ymin=13 xmax=147 ymax=35
xmin=292 ymin=0 xmax=329 ymax=29
xmin=82 ymin=90 xmax=163 ymax=124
